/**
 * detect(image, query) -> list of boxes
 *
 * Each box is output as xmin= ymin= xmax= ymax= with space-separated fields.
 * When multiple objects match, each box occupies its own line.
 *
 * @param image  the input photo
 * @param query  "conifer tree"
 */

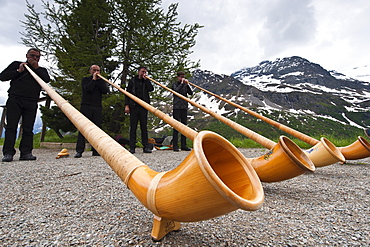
xmin=21 ymin=0 xmax=201 ymax=137
xmin=22 ymin=0 xmax=118 ymax=105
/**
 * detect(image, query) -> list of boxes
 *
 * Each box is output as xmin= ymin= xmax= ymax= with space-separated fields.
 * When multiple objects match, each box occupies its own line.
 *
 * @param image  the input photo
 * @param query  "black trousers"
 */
xmin=172 ymin=109 xmax=188 ymax=148
xmin=76 ymin=105 xmax=102 ymax=153
xmin=3 ymin=96 xmax=38 ymax=156
xmin=129 ymin=106 xmax=149 ymax=149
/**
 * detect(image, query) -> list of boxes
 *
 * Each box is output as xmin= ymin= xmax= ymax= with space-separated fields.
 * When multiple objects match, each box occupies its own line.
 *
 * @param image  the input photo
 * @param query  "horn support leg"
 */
xmin=151 ymin=215 xmax=181 ymax=241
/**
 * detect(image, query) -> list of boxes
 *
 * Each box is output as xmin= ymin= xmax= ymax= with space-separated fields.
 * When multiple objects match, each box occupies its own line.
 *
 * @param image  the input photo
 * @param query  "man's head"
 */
xmin=26 ymin=48 xmax=41 ymax=63
xmin=89 ymin=65 xmax=101 ymax=75
xmin=177 ymin=71 xmax=185 ymax=81
xmin=138 ymin=66 xmax=147 ymax=79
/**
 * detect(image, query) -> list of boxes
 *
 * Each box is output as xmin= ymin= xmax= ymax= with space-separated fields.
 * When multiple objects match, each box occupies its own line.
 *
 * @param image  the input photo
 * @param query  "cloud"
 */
xmin=1 ymin=0 xmax=370 ymax=77
xmin=164 ymin=0 xmax=370 ymax=74
xmin=0 ymin=1 xmax=27 ymax=46
xmin=257 ymin=0 xmax=317 ymax=57
xmin=161 ymin=0 xmax=269 ymax=74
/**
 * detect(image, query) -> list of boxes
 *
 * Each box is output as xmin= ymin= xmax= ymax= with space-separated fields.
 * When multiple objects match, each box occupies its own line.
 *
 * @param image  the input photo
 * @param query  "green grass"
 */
xmin=1 ymin=129 xmax=368 ymax=150
xmin=39 ymin=130 xmax=78 ymax=144
xmin=0 ymin=130 xmax=78 ymax=148
xmin=229 ymin=138 xmax=265 ymax=148
xmin=228 ymin=134 xmax=370 ymax=149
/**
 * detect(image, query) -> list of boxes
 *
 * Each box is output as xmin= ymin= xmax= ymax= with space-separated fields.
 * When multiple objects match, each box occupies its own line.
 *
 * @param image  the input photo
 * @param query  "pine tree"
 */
xmin=22 ymin=0 xmax=118 ymax=104
xmin=109 ymin=0 xmax=201 ymax=86
xmin=21 ymin=0 xmax=202 ymax=137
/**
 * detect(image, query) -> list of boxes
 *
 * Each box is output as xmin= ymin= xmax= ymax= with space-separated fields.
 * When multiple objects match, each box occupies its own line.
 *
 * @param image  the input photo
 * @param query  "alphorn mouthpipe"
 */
xmin=26 ymin=65 xmax=264 ymax=240
xmin=188 ymin=81 xmax=348 ymax=166
xmin=145 ymin=76 xmax=315 ymax=182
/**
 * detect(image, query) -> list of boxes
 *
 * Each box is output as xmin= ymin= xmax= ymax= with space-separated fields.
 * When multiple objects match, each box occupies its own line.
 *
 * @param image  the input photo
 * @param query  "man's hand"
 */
xmin=125 ymin=105 xmax=130 ymax=114
xmin=17 ymin=62 xmax=27 ymax=73
xmin=93 ymin=71 xmax=100 ymax=80
xmin=28 ymin=59 xmax=39 ymax=69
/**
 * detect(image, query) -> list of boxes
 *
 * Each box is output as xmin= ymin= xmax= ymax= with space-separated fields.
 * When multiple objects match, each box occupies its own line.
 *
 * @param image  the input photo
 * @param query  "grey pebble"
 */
xmin=0 ymin=147 xmax=369 ymax=246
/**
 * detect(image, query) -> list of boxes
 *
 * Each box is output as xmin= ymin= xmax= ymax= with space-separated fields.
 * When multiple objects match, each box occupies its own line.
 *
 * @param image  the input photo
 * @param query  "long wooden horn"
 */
xmin=188 ymin=81 xmax=350 ymax=166
xmin=144 ymin=76 xmax=315 ymax=182
xmin=338 ymin=136 xmax=370 ymax=160
xmin=342 ymin=128 xmax=370 ymax=159
xmin=25 ymin=65 xmax=264 ymax=241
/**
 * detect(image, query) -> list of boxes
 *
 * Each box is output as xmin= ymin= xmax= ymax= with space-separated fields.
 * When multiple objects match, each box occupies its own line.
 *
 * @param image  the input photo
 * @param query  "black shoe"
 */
xmin=173 ymin=147 xmax=179 ymax=152
xmin=2 ymin=154 xmax=13 ymax=162
xmin=19 ymin=153 xmax=37 ymax=161
xmin=181 ymin=147 xmax=191 ymax=151
xmin=143 ymin=148 xmax=152 ymax=153
xmin=92 ymin=152 xmax=100 ymax=156
xmin=74 ymin=152 xmax=82 ymax=158
xmin=129 ymin=149 xmax=135 ymax=154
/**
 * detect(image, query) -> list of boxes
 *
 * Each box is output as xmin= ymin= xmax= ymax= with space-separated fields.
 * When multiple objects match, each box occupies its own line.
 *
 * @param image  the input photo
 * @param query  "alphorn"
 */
xmin=144 ymin=76 xmax=315 ymax=182
xmin=187 ymin=81 xmax=353 ymax=166
xmin=26 ymin=65 xmax=264 ymax=241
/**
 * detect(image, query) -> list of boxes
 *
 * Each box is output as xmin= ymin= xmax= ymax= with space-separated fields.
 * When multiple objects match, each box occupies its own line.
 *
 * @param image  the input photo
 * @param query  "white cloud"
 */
xmin=257 ymin=0 xmax=317 ymax=57
xmin=163 ymin=0 xmax=370 ymax=75
xmin=0 ymin=0 xmax=26 ymax=46
xmin=1 ymin=0 xmax=370 ymax=78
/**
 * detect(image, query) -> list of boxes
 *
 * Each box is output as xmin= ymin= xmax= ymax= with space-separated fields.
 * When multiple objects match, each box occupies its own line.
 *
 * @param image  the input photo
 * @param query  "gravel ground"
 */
xmin=0 ymin=146 xmax=369 ymax=246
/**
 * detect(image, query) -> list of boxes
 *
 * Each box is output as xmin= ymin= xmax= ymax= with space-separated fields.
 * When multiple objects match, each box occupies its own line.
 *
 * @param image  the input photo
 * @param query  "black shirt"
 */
xmin=81 ymin=76 xmax=109 ymax=107
xmin=124 ymin=75 xmax=154 ymax=107
xmin=0 ymin=61 xmax=50 ymax=101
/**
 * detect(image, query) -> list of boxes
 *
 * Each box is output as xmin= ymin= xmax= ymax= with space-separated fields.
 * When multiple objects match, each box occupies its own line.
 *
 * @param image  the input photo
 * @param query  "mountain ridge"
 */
xmin=181 ymin=56 xmax=370 ymax=140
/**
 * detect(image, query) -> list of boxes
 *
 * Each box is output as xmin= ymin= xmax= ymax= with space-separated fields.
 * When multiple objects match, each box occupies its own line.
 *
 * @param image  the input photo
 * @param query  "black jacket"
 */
xmin=0 ymin=61 xmax=50 ymax=101
xmin=124 ymin=75 xmax=154 ymax=107
xmin=172 ymin=81 xmax=193 ymax=110
xmin=81 ymin=76 xmax=109 ymax=107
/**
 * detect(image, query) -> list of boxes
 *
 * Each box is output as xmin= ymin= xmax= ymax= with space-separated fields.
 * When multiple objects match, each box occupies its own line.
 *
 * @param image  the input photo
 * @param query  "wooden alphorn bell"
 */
xmin=187 ymin=81 xmax=369 ymax=164
xmin=26 ymin=65 xmax=264 ymax=241
xmin=144 ymin=76 xmax=315 ymax=182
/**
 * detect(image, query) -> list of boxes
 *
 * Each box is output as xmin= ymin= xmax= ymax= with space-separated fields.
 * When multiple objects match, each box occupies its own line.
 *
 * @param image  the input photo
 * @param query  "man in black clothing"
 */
xmin=0 ymin=48 xmax=50 ymax=162
xmin=172 ymin=71 xmax=193 ymax=152
xmin=124 ymin=66 xmax=154 ymax=154
xmin=74 ymin=65 xmax=109 ymax=158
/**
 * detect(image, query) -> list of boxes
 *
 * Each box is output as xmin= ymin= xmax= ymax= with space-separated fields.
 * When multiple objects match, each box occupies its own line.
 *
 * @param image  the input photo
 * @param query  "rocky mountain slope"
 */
xmin=182 ymin=56 xmax=370 ymax=140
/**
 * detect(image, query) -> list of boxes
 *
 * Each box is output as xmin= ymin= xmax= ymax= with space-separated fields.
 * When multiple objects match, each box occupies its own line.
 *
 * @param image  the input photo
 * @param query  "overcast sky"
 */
xmin=0 ymin=0 xmax=369 ymax=92
xmin=161 ymin=0 xmax=370 ymax=75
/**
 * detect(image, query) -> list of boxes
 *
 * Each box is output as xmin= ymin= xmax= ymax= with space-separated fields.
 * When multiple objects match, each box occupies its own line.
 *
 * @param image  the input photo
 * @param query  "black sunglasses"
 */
xmin=28 ymin=54 xmax=40 ymax=58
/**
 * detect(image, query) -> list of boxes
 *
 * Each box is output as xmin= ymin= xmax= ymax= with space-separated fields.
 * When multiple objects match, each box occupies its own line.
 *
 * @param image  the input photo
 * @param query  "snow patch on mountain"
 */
xmin=238 ymin=73 xmax=370 ymax=105
xmin=192 ymin=92 xmax=228 ymax=115
xmin=338 ymin=65 xmax=370 ymax=83
xmin=341 ymin=113 xmax=365 ymax=129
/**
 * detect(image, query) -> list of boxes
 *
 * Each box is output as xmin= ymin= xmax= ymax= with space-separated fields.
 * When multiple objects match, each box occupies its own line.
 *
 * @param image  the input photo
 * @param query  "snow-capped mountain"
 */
xmin=231 ymin=56 xmax=370 ymax=105
xmin=187 ymin=56 xmax=370 ymax=138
